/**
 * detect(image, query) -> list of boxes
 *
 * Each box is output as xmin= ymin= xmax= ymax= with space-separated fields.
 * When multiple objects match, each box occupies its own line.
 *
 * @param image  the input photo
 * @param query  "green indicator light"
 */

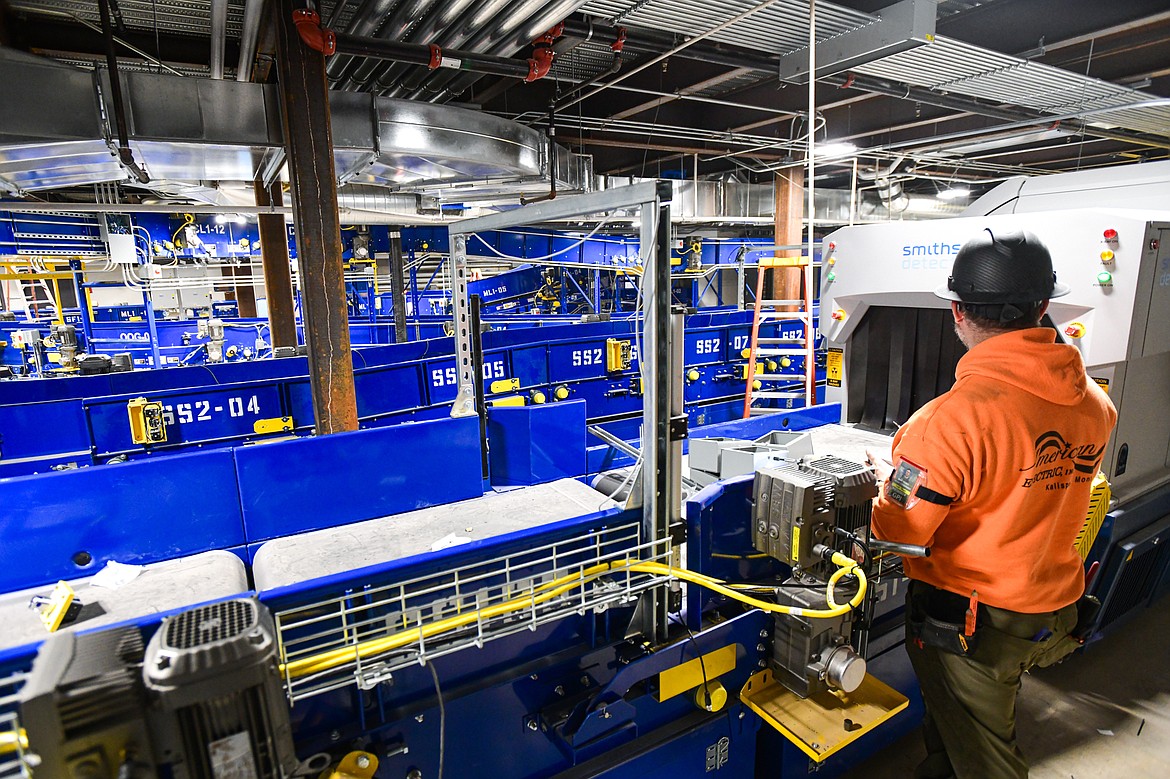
xmin=1097 ymin=271 xmax=1113 ymax=285
xmin=826 ymin=271 xmax=837 ymax=282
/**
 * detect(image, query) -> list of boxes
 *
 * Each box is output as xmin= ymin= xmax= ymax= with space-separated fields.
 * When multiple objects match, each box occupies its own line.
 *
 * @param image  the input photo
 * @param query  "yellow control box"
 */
xmin=606 ymin=339 xmax=633 ymax=372
xmin=127 ymin=397 xmax=167 ymax=444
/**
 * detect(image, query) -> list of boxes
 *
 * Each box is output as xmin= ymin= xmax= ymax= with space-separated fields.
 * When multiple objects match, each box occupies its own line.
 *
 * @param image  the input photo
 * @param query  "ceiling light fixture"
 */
xmin=814 ymin=141 xmax=858 ymax=159
xmin=937 ymin=187 xmax=971 ymax=201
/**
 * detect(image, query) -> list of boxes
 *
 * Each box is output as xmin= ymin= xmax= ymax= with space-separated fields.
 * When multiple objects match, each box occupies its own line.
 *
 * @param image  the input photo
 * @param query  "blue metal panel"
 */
xmin=0 ymin=400 xmax=90 ymax=466
xmin=235 ymin=417 xmax=483 ymax=542
xmin=687 ymin=402 xmax=842 ymax=441
xmin=84 ymin=383 xmax=286 ymax=456
xmin=550 ymin=340 xmax=615 ymax=382
xmin=496 ymin=231 xmax=527 ymax=258
xmin=0 ymin=448 xmax=244 ymax=592
xmin=563 ymin=377 xmax=644 ymax=419
xmin=423 ymin=356 xmax=460 ymax=404
xmin=588 ymin=706 xmax=760 ymax=778
xmin=509 ymin=344 xmax=549 ymax=390
xmin=684 ymin=329 xmax=725 ymax=366
xmin=470 ymin=264 xmax=543 ymax=305
xmin=479 ymin=351 xmax=511 ymax=395
xmin=487 ymin=400 xmax=586 ymax=487
xmin=353 ymin=364 xmax=427 ymax=418
xmin=686 ymin=476 xmax=784 ymax=626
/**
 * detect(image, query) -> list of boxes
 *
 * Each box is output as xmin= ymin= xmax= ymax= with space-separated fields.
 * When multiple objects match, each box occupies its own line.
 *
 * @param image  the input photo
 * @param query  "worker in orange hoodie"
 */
xmin=869 ymin=228 xmax=1117 ymax=779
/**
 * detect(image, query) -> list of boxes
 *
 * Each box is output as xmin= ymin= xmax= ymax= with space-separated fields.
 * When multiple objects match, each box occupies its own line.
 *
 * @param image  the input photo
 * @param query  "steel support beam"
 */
xmin=389 ymin=228 xmax=407 ymax=343
xmin=778 ymin=0 xmax=934 ymax=83
xmin=222 ymin=264 xmax=258 ymax=317
xmin=275 ymin=0 xmax=357 ymax=434
xmin=254 ymin=178 xmax=298 ymax=349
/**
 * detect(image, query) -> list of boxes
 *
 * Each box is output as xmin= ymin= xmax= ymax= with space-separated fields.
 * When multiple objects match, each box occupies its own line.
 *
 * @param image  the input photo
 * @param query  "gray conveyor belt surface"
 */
xmin=0 ymin=551 xmax=249 ymax=652
xmin=803 ymin=423 xmax=896 ymax=465
xmin=253 ymin=478 xmax=620 ymax=591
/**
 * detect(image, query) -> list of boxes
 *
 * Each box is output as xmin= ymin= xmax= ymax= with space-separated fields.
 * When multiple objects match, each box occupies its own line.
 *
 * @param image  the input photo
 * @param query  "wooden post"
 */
xmin=773 ymin=166 xmax=805 ymax=309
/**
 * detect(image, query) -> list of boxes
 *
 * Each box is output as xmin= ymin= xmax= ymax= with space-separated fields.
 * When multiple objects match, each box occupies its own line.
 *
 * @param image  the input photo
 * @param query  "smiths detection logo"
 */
xmin=901 ymin=242 xmax=962 ymax=270
xmin=1019 ymin=431 xmax=1105 ymax=490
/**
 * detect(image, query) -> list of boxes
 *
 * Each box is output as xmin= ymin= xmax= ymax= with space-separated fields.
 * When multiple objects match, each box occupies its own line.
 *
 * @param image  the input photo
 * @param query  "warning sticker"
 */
xmin=826 ymin=348 xmax=843 ymax=387
xmin=208 ymin=732 xmax=258 ymax=779
xmin=1091 ymin=376 xmax=1110 ymax=394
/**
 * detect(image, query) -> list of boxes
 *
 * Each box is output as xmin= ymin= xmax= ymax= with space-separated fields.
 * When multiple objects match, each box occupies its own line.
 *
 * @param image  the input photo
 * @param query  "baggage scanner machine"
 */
xmin=819 ymin=209 xmax=1170 ymax=507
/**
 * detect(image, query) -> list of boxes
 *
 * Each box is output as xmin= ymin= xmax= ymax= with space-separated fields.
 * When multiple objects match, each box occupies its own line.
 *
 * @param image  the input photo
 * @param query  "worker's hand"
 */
xmin=866 ymin=449 xmax=893 ymax=492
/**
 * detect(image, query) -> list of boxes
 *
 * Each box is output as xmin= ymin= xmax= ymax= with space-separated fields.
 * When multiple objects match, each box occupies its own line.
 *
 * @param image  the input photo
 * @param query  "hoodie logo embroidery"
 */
xmin=1020 ymin=431 xmax=1105 ymax=489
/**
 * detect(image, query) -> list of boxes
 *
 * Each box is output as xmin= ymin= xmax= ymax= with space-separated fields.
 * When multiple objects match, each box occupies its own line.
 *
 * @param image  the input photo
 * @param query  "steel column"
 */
xmin=276 ymin=0 xmax=357 ymax=434
xmin=254 ymin=178 xmax=298 ymax=349
xmin=389 ymin=228 xmax=407 ymax=343
xmin=141 ymin=288 xmax=162 ymax=368
xmin=640 ymin=193 xmax=675 ymax=645
xmin=222 ymin=264 xmax=258 ymax=317
xmin=449 ymin=234 xmax=476 ymax=418
xmin=469 ymin=293 xmax=489 ymax=480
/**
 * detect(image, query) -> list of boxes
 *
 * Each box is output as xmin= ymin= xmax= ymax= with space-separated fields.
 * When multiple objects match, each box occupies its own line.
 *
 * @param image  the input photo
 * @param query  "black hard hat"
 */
xmin=934 ymin=228 xmax=1069 ymax=303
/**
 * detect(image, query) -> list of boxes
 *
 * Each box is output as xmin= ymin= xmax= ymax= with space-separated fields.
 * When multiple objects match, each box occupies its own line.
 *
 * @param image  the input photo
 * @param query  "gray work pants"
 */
xmin=906 ymin=581 xmax=1080 ymax=779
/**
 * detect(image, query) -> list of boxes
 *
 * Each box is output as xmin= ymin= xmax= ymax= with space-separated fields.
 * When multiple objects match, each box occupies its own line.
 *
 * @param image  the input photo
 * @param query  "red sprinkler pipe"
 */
xmin=525 ymin=22 xmax=565 ymax=82
xmin=292 ymin=9 xmax=336 ymax=55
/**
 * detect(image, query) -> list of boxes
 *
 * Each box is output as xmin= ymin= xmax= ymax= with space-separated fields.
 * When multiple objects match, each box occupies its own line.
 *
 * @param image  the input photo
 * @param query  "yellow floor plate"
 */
xmin=740 ymin=669 xmax=908 ymax=762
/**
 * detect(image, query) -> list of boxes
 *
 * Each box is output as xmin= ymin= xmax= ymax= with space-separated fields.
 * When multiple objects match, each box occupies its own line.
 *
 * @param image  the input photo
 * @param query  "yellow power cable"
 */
xmin=0 ymin=727 xmax=28 ymax=755
xmin=171 ymin=213 xmax=195 ymax=246
xmin=280 ymin=554 xmax=866 ymax=681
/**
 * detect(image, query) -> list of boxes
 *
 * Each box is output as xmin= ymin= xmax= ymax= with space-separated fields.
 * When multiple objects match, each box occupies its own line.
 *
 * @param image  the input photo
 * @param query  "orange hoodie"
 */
xmin=871 ymin=328 xmax=1117 ymax=613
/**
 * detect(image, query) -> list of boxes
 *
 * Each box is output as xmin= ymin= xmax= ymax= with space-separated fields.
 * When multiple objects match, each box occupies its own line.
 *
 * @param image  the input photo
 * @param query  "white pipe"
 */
xmin=235 ymin=0 xmax=265 ymax=82
xmin=209 ymin=0 xmax=228 ymax=79
xmin=805 ymin=0 xmax=816 ymax=405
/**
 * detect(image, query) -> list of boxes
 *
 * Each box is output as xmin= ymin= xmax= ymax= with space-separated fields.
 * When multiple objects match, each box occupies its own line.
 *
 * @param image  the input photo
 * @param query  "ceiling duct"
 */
xmin=777 ymin=0 xmax=935 ymax=83
xmin=0 ymin=49 xmax=122 ymax=193
xmin=101 ymin=69 xmax=284 ymax=184
xmin=597 ymin=177 xmax=963 ymax=224
xmin=335 ymin=184 xmax=438 ymax=214
xmin=858 ymin=158 xmax=911 ymax=214
xmin=0 ymin=52 xmax=591 ymax=207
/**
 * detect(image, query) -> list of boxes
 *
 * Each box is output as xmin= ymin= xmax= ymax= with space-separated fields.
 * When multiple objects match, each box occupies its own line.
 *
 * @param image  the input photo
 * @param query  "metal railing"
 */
xmin=274 ymin=520 xmax=672 ymax=703
xmin=0 ymin=672 xmax=30 ymax=779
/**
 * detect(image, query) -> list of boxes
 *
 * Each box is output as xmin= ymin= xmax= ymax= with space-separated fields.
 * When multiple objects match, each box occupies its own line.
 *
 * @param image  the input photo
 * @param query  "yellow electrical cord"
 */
xmin=171 ymin=213 xmax=195 ymax=246
xmin=0 ymin=727 xmax=28 ymax=755
xmin=280 ymin=553 xmax=866 ymax=680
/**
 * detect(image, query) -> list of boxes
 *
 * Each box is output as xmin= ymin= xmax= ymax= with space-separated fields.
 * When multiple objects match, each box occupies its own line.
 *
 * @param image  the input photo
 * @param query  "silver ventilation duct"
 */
xmin=0 ymin=52 xmax=592 ymax=210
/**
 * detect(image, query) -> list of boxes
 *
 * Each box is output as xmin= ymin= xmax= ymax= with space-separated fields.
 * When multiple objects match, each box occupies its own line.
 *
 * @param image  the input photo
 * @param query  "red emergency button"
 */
xmin=1065 ymin=322 xmax=1086 ymax=338
xmin=830 ymin=308 xmax=847 ymax=321
xmin=1103 ymin=228 xmax=1118 ymax=241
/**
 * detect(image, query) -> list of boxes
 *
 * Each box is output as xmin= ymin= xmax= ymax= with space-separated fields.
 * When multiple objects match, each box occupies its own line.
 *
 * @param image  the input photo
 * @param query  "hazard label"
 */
xmin=826 ymin=348 xmax=843 ymax=387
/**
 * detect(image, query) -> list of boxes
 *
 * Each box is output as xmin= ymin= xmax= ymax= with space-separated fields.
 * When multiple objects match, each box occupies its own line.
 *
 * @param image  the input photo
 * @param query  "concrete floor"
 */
xmin=841 ymin=596 xmax=1170 ymax=778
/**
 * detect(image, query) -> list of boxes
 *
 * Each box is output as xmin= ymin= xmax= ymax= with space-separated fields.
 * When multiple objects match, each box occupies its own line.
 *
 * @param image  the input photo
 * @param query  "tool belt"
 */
xmin=907 ymin=581 xmax=981 ymax=657
xmin=908 ymin=581 xmax=1095 ymax=665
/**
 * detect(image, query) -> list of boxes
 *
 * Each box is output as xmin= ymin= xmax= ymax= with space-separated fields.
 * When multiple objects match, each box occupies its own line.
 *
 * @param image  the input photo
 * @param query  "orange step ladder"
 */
xmin=741 ymin=252 xmax=816 ymax=417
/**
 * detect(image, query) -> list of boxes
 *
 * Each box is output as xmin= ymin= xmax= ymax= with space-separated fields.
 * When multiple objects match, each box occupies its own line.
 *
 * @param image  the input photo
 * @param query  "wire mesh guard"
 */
xmin=274 ymin=521 xmax=673 ymax=703
xmin=0 ymin=671 xmax=29 ymax=778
